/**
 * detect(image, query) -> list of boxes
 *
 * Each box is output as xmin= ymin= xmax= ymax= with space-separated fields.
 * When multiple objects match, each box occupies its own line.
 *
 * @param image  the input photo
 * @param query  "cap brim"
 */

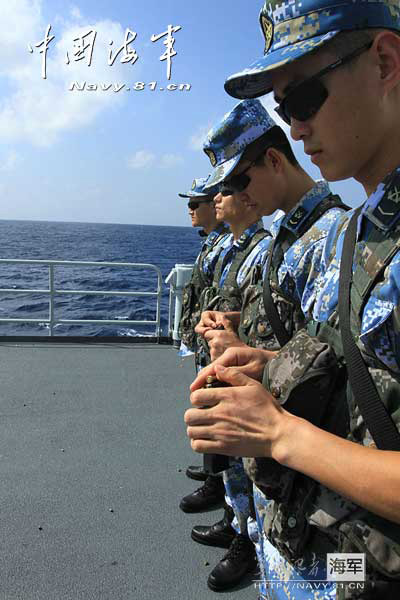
xmin=203 ymin=153 xmax=243 ymax=190
xmin=178 ymin=192 xmax=213 ymax=199
xmin=224 ymin=31 xmax=339 ymax=99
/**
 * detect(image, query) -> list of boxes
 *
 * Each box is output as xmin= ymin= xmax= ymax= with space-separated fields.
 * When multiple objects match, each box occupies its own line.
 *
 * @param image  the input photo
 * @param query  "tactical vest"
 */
xmin=196 ymin=228 xmax=271 ymax=365
xmin=249 ymin=182 xmax=400 ymax=594
xmin=179 ymin=226 xmax=228 ymax=351
xmin=200 ymin=229 xmax=270 ymax=314
xmin=238 ymin=194 xmax=346 ymax=350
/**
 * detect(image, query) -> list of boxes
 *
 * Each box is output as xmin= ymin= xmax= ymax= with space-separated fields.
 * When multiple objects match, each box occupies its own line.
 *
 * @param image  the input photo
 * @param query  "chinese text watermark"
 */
xmin=29 ymin=24 xmax=182 ymax=80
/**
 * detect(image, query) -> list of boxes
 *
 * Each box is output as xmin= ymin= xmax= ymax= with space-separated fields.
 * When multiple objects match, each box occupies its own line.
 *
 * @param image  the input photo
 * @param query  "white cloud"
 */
xmin=188 ymin=123 xmax=213 ymax=151
xmin=127 ymin=150 xmax=156 ymax=169
xmin=0 ymin=150 xmax=20 ymax=172
xmin=127 ymin=151 xmax=183 ymax=170
xmin=70 ymin=6 xmax=83 ymax=21
xmin=0 ymin=1 xmax=141 ymax=147
xmin=160 ymin=153 xmax=183 ymax=168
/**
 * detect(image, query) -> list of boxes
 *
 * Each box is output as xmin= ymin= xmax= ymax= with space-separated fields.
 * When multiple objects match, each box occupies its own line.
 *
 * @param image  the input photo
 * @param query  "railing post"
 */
xmin=169 ymin=264 xmax=193 ymax=347
xmin=49 ymin=264 xmax=55 ymax=336
xmin=155 ymin=271 xmax=162 ymax=338
xmin=165 ymin=267 xmax=176 ymax=338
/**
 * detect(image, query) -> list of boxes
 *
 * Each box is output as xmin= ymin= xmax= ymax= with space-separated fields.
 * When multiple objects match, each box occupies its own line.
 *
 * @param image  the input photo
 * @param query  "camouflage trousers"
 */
xmin=253 ymin=485 xmax=336 ymax=600
xmin=222 ymin=459 xmax=251 ymax=535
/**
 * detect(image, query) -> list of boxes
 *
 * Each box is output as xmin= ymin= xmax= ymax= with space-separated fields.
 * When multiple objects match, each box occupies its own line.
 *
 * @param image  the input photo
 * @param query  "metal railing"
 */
xmin=165 ymin=263 xmax=194 ymax=346
xmin=0 ymin=259 xmax=163 ymax=337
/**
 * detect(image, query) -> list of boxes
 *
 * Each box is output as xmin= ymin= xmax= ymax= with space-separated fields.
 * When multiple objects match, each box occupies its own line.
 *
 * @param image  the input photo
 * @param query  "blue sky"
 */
xmin=0 ymin=0 xmax=365 ymax=227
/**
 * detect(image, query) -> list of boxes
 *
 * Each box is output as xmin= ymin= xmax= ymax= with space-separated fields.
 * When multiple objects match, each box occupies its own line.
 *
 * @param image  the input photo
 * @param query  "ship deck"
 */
xmin=0 ymin=341 xmax=256 ymax=600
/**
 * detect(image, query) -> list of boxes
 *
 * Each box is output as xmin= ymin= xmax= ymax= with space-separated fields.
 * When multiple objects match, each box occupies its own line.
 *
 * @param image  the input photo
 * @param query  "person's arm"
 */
xmin=185 ymin=365 xmax=400 ymax=524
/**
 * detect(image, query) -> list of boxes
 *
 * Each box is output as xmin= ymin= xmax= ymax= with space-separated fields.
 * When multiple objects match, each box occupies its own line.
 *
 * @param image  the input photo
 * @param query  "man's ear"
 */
xmin=374 ymin=31 xmax=400 ymax=94
xmin=265 ymin=147 xmax=283 ymax=172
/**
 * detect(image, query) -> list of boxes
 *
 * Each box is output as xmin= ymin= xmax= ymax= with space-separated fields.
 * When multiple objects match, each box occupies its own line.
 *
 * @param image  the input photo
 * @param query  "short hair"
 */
xmin=321 ymin=27 xmax=400 ymax=61
xmin=240 ymin=125 xmax=299 ymax=168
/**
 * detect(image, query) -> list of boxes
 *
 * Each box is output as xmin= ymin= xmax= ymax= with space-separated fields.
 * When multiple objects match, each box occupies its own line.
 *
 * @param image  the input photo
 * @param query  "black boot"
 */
xmin=207 ymin=533 xmax=257 ymax=591
xmin=179 ymin=475 xmax=224 ymax=513
xmin=185 ymin=465 xmax=208 ymax=482
xmin=191 ymin=505 xmax=235 ymax=548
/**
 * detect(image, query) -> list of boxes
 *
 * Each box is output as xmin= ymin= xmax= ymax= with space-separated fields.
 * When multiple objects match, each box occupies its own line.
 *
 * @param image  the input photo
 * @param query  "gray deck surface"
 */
xmin=0 ymin=342 xmax=257 ymax=600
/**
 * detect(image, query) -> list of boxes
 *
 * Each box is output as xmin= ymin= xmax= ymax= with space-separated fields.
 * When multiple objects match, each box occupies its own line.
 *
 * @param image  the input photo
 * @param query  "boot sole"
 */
xmin=185 ymin=467 xmax=208 ymax=482
xmin=191 ymin=529 xmax=234 ymax=549
xmin=179 ymin=498 xmax=224 ymax=513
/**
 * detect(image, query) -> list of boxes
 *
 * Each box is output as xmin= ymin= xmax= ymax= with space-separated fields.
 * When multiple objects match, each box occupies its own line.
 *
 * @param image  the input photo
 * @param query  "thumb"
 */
xmin=215 ymin=364 xmax=256 ymax=387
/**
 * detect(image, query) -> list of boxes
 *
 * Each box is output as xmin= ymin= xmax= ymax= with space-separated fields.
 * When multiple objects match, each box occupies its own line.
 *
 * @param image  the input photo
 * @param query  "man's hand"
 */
xmin=191 ymin=345 xmax=277 ymax=391
xmin=195 ymin=310 xmax=240 ymax=337
xmin=185 ymin=364 xmax=288 ymax=458
xmin=203 ymin=320 xmax=246 ymax=361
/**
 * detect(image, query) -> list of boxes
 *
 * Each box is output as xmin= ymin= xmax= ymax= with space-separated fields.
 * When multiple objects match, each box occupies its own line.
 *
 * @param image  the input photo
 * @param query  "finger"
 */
xmin=190 ymin=438 xmax=228 ymax=454
xmin=190 ymin=388 xmax=224 ymax=408
xmin=186 ymin=424 xmax=218 ymax=439
xmin=204 ymin=329 xmax=219 ymax=342
xmin=194 ymin=324 xmax=210 ymax=336
xmin=184 ymin=407 xmax=215 ymax=426
xmin=214 ymin=364 xmax=258 ymax=388
xmin=220 ymin=316 xmax=235 ymax=332
xmin=194 ymin=323 xmax=203 ymax=334
xmin=190 ymin=364 xmax=216 ymax=391
xmin=202 ymin=314 xmax=218 ymax=328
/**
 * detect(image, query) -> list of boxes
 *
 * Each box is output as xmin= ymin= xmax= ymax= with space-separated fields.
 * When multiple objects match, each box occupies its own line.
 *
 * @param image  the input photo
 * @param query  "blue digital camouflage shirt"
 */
xmin=199 ymin=224 xmax=231 ymax=281
xmin=269 ymin=180 xmax=345 ymax=315
xmin=245 ymin=182 xmax=348 ymax=600
xmin=313 ymin=167 xmax=400 ymax=374
xmin=218 ymin=219 xmax=272 ymax=287
xmin=179 ymin=223 xmax=230 ymax=358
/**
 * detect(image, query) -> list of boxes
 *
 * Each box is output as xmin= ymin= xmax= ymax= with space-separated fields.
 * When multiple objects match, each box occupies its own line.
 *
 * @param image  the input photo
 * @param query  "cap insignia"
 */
xmin=204 ymin=148 xmax=217 ymax=167
xmin=261 ymin=14 xmax=274 ymax=54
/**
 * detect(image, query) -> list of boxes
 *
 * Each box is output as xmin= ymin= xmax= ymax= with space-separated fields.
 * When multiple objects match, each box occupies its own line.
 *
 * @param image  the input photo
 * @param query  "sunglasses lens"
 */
xmin=188 ymin=202 xmax=199 ymax=210
xmin=225 ymin=173 xmax=251 ymax=194
xmin=219 ymin=186 xmax=234 ymax=197
xmin=278 ymin=79 xmax=329 ymax=125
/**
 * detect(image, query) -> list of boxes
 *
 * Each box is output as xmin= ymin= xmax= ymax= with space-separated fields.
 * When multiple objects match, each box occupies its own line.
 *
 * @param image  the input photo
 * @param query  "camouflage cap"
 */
xmin=203 ymin=99 xmax=276 ymax=189
xmin=178 ymin=176 xmax=219 ymax=198
xmin=225 ymin=0 xmax=400 ymax=99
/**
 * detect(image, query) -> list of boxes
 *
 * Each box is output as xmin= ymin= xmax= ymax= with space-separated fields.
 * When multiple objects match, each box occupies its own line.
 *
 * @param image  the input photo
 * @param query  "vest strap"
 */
xmin=339 ymin=209 xmax=400 ymax=451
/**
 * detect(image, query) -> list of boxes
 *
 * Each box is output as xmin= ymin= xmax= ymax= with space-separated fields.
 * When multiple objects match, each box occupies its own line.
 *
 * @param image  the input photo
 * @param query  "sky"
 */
xmin=0 ymin=0 xmax=366 ymax=227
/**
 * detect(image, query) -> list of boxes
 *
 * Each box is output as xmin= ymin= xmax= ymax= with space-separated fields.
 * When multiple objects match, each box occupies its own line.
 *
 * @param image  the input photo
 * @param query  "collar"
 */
xmin=204 ymin=222 xmax=229 ymax=246
xmin=362 ymin=166 xmax=400 ymax=233
xmin=272 ymin=180 xmax=332 ymax=237
xmin=231 ymin=219 xmax=264 ymax=249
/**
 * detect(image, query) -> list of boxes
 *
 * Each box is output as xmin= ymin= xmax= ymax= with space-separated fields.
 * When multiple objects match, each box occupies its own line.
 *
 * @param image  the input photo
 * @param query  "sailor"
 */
xmin=177 ymin=177 xmax=229 ymax=486
xmin=187 ymin=1 xmax=400 ymax=598
xmin=193 ymin=97 xmax=347 ymax=593
xmin=181 ymin=100 xmax=273 ymax=591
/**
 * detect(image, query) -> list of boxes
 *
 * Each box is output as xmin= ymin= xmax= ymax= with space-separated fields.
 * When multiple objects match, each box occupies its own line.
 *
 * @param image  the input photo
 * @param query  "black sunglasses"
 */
xmin=275 ymin=41 xmax=373 ymax=126
xmin=219 ymin=148 xmax=267 ymax=196
xmin=188 ymin=200 xmax=212 ymax=210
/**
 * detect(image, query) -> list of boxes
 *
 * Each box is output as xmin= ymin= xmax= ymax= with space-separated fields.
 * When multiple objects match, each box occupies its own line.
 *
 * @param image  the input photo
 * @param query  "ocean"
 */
xmin=0 ymin=220 xmax=200 ymax=337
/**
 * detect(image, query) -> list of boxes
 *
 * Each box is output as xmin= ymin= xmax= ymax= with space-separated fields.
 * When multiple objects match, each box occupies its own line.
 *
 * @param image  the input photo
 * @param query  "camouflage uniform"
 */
xmin=237 ymin=183 xmax=348 ymax=599
xmin=200 ymin=100 xmax=277 ymax=548
xmin=208 ymin=219 xmax=272 ymax=535
xmin=179 ymin=223 xmax=230 ymax=369
xmin=223 ymin=2 xmax=400 ymax=598
xmin=251 ymin=168 xmax=400 ymax=600
xmin=177 ymin=175 xmax=230 ymax=369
